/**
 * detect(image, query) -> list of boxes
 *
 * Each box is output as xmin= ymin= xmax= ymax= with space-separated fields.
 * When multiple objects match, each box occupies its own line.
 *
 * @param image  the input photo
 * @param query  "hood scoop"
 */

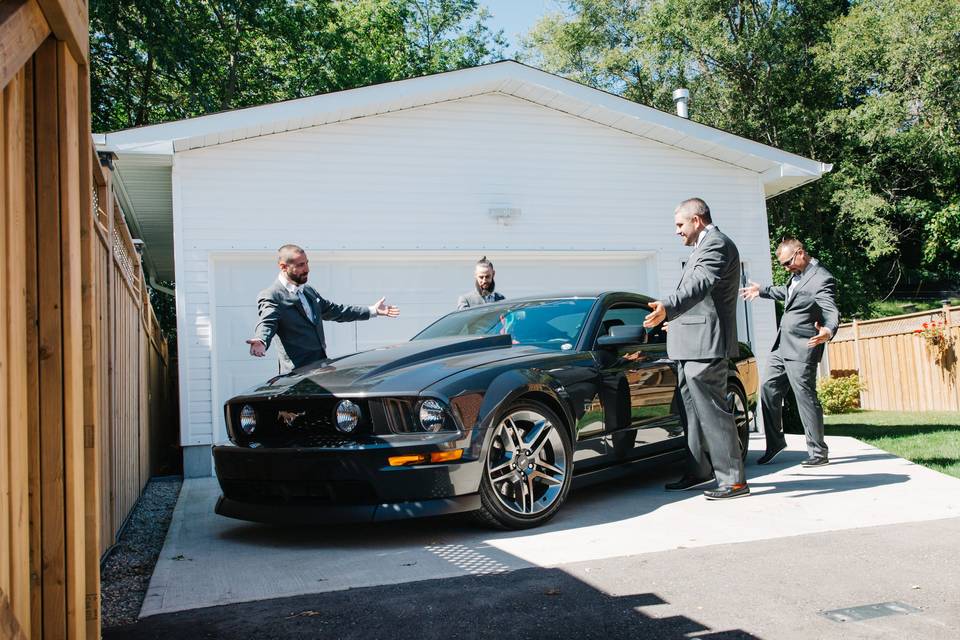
xmin=360 ymin=334 xmax=512 ymax=380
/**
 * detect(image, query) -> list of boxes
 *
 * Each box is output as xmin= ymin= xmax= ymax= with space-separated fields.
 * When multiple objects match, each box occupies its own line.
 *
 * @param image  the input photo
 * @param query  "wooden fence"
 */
xmin=826 ymin=305 xmax=960 ymax=412
xmin=1 ymin=3 xmax=175 ymax=636
xmin=92 ymin=151 xmax=176 ymax=560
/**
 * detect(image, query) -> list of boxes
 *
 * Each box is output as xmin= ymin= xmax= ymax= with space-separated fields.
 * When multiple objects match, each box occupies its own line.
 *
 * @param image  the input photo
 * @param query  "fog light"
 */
xmin=239 ymin=405 xmax=257 ymax=435
xmin=388 ymin=454 xmax=427 ymax=466
xmin=335 ymin=400 xmax=361 ymax=433
xmin=429 ymin=449 xmax=464 ymax=463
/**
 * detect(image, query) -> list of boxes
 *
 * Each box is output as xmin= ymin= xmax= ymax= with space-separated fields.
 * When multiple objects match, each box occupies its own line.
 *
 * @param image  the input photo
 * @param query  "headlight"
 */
xmin=239 ymin=405 xmax=257 ymax=435
xmin=335 ymin=399 xmax=361 ymax=433
xmin=418 ymin=399 xmax=449 ymax=433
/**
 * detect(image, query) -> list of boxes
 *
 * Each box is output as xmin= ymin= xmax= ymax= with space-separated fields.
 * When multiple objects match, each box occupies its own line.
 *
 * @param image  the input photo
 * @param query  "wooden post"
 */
xmin=852 ymin=318 xmax=863 ymax=408
xmin=33 ymin=37 xmax=68 ymax=638
xmin=79 ymin=72 xmax=101 ymax=637
xmin=4 ymin=67 xmax=32 ymax=638
xmin=56 ymin=41 xmax=87 ymax=639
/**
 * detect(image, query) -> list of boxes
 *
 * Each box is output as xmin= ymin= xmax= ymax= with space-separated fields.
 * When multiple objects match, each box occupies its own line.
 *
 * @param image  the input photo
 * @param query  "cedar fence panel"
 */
xmin=826 ymin=306 xmax=960 ymax=412
xmin=2 ymin=3 xmax=175 ymax=634
xmin=92 ymin=156 xmax=175 ymax=558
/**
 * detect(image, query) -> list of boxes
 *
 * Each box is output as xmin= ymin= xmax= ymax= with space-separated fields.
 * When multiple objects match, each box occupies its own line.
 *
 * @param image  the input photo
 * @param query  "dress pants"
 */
xmin=760 ymin=350 xmax=828 ymax=458
xmin=677 ymin=358 xmax=745 ymax=488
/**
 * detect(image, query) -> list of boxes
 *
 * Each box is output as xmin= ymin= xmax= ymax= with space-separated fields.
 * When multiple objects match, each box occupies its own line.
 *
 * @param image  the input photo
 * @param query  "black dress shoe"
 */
xmin=801 ymin=456 xmax=829 ymax=467
xmin=704 ymin=483 xmax=750 ymax=500
xmin=665 ymin=475 xmax=714 ymax=491
xmin=757 ymin=443 xmax=786 ymax=465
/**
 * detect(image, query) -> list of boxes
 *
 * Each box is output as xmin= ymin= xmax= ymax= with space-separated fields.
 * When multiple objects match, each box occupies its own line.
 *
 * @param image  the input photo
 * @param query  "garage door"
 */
xmin=210 ymin=252 xmax=655 ymax=443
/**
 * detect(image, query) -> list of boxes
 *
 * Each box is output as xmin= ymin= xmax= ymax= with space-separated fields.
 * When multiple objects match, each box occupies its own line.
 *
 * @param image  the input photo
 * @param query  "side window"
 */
xmin=596 ymin=304 xmax=666 ymax=345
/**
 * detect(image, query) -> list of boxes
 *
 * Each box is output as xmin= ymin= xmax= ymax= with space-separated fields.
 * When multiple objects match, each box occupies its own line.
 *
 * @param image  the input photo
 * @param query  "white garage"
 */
xmin=96 ymin=61 xmax=830 ymax=476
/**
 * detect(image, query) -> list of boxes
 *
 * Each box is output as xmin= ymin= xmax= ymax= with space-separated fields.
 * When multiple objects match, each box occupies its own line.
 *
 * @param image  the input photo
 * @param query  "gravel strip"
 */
xmin=101 ymin=476 xmax=183 ymax=628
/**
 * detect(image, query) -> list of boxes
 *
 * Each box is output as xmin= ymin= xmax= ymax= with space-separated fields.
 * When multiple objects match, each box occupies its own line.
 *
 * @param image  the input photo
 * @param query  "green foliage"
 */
xmin=147 ymin=282 xmax=178 ymax=349
xmin=523 ymin=0 xmax=960 ymax=315
xmin=816 ymin=374 xmax=862 ymax=414
xmin=91 ymin=0 xmax=505 ymax=132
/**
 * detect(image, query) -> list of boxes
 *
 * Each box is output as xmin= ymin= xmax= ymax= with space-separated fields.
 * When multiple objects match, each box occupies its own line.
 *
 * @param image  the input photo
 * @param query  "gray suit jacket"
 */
xmin=456 ymin=290 xmax=505 ymax=310
xmin=254 ymin=279 xmax=372 ymax=370
xmin=663 ymin=228 xmax=741 ymax=361
xmin=760 ymin=258 xmax=839 ymax=363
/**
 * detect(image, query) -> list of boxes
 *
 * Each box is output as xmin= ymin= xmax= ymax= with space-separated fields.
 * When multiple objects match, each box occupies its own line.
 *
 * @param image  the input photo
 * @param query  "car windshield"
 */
xmin=413 ymin=298 xmax=596 ymax=351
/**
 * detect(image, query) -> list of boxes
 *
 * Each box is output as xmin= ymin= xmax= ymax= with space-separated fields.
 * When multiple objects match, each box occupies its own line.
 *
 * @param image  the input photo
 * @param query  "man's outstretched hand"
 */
xmin=807 ymin=322 xmax=832 ymax=347
xmin=644 ymin=301 xmax=666 ymax=328
xmin=374 ymin=297 xmax=400 ymax=318
xmin=739 ymin=280 xmax=761 ymax=301
xmin=246 ymin=338 xmax=266 ymax=357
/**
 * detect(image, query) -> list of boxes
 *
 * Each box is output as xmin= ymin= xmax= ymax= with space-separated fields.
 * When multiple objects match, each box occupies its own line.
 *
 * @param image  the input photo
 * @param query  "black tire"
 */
xmin=727 ymin=382 xmax=750 ymax=461
xmin=475 ymin=400 xmax=573 ymax=530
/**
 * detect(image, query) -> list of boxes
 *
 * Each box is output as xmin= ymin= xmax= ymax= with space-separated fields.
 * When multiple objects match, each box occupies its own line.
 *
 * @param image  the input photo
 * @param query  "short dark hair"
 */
xmin=476 ymin=255 xmax=494 ymax=270
xmin=278 ymin=244 xmax=305 ymax=263
xmin=676 ymin=197 xmax=712 ymax=224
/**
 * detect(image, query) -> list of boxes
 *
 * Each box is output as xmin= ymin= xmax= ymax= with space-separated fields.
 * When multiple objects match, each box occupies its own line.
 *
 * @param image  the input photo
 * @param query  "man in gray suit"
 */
xmin=740 ymin=238 xmax=839 ymax=466
xmin=644 ymin=198 xmax=748 ymax=500
xmin=246 ymin=245 xmax=400 ymax=371
xmin=457 ymin=256 xmax=505 ymax=310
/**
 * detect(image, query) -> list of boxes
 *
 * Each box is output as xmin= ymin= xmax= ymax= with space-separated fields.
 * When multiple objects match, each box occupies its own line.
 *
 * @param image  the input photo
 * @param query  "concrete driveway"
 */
xmin=126 ymin=433 xmax=960 ymax=638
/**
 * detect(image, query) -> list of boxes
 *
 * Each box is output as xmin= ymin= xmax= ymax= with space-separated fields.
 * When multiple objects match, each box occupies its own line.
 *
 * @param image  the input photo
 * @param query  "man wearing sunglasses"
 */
xmin=740 ymin=238 xmax=839 ymax=467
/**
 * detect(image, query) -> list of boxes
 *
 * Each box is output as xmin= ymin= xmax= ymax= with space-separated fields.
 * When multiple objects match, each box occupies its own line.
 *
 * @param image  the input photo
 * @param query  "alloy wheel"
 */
xmin=486 ymin=409 xmax=568 ymax=516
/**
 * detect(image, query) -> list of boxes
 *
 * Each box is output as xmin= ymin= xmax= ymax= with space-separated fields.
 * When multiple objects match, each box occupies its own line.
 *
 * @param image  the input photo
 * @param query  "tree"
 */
xmin=817 ymin=0 xmax=960 ymax=290
xmin=524 ymin=0 xmax=960 ymax=316
xmin=91 ymin=0 xmax=505 ymax=132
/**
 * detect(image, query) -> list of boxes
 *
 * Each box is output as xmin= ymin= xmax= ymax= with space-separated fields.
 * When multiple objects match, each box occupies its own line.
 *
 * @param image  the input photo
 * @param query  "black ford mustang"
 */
xmin=214 ymin=292 xmax=758 ymax=529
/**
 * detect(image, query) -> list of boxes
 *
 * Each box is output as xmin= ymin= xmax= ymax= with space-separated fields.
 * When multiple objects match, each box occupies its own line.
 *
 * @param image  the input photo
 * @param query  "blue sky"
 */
xmin=481 ymin=0 xmax=562 ymax=56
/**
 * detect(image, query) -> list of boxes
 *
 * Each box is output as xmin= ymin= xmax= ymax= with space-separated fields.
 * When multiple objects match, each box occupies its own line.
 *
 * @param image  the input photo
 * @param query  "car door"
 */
xmin=591 ymin=302 xmax=683 ymax=462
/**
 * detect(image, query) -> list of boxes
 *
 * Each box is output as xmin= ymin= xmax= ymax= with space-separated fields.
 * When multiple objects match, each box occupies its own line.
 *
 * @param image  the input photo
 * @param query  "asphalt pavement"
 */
xmin=105 ymin=434 xmax=960 ymax=639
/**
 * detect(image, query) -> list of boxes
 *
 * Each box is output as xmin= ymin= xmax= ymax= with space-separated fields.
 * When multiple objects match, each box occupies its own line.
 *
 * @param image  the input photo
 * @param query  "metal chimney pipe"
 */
xmin=673 ymin=88 xmax=690 ymax=118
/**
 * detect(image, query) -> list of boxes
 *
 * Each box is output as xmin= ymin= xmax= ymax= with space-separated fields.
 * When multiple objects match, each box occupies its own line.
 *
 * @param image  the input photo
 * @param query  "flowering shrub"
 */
xmin=913 ymin=319 xmax=949 ymax=349
xmin=817 ymin=374 xmax=862 ymax=414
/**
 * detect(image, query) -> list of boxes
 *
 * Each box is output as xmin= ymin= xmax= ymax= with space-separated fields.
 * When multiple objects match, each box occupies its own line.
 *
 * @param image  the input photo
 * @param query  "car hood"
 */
xmin=235 ymin=335 xmax=548 ymax=399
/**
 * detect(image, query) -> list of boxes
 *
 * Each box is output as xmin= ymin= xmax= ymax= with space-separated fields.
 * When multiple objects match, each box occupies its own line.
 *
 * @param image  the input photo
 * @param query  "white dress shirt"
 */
xmin=694 ymin=223 xmax=716 ymax=248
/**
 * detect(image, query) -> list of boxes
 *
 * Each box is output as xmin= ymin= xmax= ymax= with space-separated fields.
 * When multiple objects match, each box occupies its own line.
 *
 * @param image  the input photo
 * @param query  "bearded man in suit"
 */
xmin=740 ymin=237 xmax=839 ymax=466
xmin=246 ymin=244 xmax=399 ymax=371
xmin=644 ymin=198 xmax=748 ymax=500
xmin=457 ymin=256 xmax=506 ymax=310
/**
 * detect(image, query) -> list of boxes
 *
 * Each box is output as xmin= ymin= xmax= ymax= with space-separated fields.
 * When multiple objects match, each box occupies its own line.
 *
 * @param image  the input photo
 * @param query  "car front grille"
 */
xmin=228 ymin=398 xmax=368 ymax=445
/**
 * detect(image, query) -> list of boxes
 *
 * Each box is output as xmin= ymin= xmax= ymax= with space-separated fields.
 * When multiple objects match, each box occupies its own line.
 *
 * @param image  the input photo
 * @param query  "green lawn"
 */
xmin=825 ymin=411 xmax=960 ymax=479
xmin=863 ymin=298 xmax=959 ymax=320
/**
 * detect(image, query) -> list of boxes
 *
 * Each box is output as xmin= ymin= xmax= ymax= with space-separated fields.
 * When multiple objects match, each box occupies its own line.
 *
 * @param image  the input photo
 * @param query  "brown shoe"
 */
xmin=704 ymin=483 xmax=750 ymax=500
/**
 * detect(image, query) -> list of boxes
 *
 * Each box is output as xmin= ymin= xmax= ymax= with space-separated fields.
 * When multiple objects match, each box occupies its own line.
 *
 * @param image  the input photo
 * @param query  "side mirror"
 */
xmin=596 ymin=324 xmax=646 ymax=348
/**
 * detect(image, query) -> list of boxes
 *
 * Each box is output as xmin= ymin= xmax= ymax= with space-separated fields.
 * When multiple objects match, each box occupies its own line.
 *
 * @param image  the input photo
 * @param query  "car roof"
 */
xmin=484 ymin=291 xmax=653 ymax=304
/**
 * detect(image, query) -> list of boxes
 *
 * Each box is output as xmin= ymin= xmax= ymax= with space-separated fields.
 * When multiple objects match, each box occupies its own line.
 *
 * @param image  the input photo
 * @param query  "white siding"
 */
xmin=173 ymin=92 xmax=777 ymax=449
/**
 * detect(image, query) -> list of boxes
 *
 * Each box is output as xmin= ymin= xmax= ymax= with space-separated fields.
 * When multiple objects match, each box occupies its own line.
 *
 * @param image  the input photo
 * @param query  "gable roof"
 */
xmin=95 ymin=60 xmax=831 ymax=280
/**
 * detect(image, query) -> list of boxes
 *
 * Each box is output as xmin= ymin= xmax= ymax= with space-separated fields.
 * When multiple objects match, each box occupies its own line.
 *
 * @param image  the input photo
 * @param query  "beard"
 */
xmin=476 ymin=279 xmax=495 ymax=296
xmin=287 ymin=271 xmax=308 ymax=285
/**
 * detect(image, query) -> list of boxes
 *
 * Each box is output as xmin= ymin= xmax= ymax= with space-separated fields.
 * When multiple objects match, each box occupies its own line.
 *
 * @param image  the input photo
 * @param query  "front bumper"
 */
xmin=212 ymin=430 xmax=485 ymax=524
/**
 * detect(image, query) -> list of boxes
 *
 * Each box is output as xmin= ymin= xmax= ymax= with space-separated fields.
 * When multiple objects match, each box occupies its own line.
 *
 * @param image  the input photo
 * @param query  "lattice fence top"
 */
xmin=833 ymin=306 xmax=957 ymax=342
xmin=112 ymin=227 xmax=137 ymax=285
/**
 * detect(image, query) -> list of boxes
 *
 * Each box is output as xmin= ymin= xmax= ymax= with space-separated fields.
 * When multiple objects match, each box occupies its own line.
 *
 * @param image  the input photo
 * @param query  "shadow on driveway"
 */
xmin=105 ymin=566 xmax=762 ymax=640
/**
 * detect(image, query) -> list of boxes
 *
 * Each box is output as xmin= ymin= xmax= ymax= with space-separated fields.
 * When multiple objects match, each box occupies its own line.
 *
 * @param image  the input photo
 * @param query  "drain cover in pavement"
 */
xmin=821 ymin=601 xmax=921 ymax=623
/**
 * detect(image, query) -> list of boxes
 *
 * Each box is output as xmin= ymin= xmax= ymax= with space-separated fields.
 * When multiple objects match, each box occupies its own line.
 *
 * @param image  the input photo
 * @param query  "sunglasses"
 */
xmin=779 ymin=250 xmax=800 ymax=268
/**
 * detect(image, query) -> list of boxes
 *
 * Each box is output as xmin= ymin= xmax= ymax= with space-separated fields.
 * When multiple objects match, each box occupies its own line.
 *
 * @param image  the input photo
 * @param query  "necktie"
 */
xmin=296 ymin=287 xmax=315 ymax=322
